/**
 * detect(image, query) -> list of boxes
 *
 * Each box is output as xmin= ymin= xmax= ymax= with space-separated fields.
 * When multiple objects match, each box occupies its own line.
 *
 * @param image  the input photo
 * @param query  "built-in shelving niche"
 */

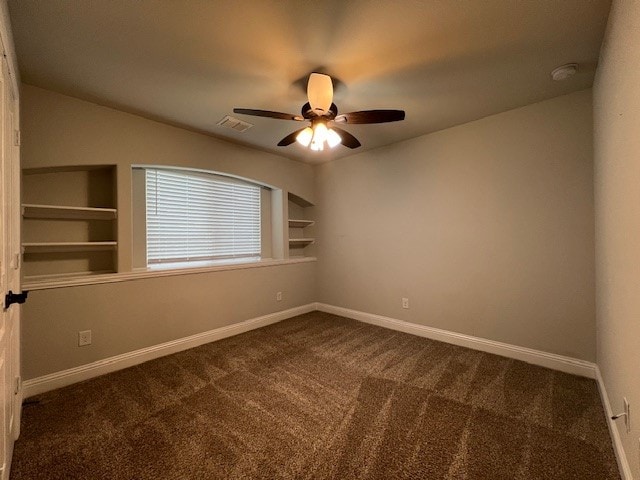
xmin=287 ymin=192 xmax=315 ymax=258
xmin=22 ymin=165 xmax=118 ymax=283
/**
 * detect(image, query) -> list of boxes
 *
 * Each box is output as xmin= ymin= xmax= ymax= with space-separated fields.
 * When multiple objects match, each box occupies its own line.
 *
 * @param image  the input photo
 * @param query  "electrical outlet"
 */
xmin=78 ymin=330 xmax=92 ymax=347
xmin=402 ymin=297 xmax=409 ymax=309
xmin=276 ymin=291 xmax=282 ymax=302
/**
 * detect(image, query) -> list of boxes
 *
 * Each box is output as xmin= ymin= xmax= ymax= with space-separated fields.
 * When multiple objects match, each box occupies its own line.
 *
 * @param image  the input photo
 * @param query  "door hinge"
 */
xmin=14 ymin=377 xmax=20 ymax=395
xmin=4 ymin=290 xmax=28 ymax=309
xmin=13 ymin=129 xmax=20 ymax=146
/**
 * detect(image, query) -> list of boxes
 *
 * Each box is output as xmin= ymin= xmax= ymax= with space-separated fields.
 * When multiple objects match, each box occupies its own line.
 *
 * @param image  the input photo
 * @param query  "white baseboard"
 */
xmin=315 ymin=303 xmax=597 ymax=379
xmin=595 ymin=367 xmax=633 ymax=480
xmin=22 ymin=303 xmax=316 ymax=398
xmin=23 ymin=301 xmax=598 ymax=394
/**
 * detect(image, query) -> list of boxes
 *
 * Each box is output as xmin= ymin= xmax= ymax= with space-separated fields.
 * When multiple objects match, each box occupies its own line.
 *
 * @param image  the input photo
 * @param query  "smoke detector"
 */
xmin=217 ymin=115 xmax=253 ymax=133
xmin=550 ymin=63 xmax=578 ymax=81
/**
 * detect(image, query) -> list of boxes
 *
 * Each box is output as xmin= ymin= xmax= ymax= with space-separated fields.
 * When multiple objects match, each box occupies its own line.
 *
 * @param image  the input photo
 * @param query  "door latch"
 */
xmin=5 ymin=290 xmax=28 ymax=309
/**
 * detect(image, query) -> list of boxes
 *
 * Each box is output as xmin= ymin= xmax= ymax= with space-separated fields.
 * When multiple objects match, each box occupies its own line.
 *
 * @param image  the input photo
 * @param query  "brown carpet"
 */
xmin=12 ymin=312 xmax=619 ymax=479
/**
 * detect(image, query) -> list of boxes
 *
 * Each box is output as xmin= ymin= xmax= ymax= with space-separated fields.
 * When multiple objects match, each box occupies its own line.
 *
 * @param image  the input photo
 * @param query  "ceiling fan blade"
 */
xmin=307 ymin=73 xmax=333 ymax=115
xmin=233 ymin=108 xmax=303 ymax=121
xmin=277 ymin=128 xmax=306 ymax=146
xmin=332 ymin=127 xmax=361 ymax=149
xmin=334 ymin=110 xmax=405 ymax=124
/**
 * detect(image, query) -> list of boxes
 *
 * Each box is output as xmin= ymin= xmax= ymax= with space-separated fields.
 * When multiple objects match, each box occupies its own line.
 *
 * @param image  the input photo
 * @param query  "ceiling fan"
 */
xmin=233 ymin=73 xmax=405 ymax=151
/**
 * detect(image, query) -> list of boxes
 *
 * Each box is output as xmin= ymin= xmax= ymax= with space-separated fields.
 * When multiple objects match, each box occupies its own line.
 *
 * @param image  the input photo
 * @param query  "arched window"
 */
xmin=138 ymin=167 xmax=262 ymax=267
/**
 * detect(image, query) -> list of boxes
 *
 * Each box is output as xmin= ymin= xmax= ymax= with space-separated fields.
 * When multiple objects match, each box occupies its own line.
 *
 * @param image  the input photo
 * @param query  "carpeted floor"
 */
xmin=12 ymin=312 xmax=619 ymax=479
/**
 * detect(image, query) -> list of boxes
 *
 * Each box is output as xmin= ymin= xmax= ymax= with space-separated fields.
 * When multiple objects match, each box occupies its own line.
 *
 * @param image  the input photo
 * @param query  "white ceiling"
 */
xmin=8 ymin=0 xmax=611 ymax=163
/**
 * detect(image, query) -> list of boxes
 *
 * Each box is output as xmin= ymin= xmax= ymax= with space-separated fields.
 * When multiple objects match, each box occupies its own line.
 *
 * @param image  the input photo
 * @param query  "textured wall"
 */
xmin=315 ymin=90 xmax=596 ymax=361
xmin=594 ymin=0 xmax=640 ymax=476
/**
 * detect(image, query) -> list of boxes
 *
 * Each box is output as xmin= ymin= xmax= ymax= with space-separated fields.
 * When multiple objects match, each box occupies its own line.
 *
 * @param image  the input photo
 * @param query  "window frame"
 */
xmin=132 ymin=166 xmax=269 ymax=270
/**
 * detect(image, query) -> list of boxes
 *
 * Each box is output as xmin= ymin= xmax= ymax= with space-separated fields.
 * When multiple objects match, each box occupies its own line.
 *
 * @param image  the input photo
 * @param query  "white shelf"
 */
xmin=288 ymin=238 xmax=315 ymax=247
xmin=22 ymin=242 xmax=118 ymax=253
xmin=288 ymin=219 xmax=315 ymax=228
xmin=23 ymin=270 xmax=116 ymax=285
xmin=22 ymin=203 xmax=117 ymax=220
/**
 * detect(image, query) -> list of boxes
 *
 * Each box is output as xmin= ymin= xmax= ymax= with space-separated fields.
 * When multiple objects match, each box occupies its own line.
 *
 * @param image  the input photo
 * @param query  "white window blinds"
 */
xmin=145 ymin=168 xmax=261 ymax=264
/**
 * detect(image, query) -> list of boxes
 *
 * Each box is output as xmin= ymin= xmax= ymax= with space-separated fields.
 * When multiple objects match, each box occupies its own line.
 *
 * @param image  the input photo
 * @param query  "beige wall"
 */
xmin=21 ymin=85 xmax=316 ymax=379
xmin=594 ymin=0 xmax=640 ymax=476
xmin=315 ymin=90 xmax=596 ymax=361
xmin=21 ymin=85 xmax=314 ymax=200
xmin=22 ymin=85 xmax=315 ymax=271
xmin=23 ymin=262 xmax=315 ymax=379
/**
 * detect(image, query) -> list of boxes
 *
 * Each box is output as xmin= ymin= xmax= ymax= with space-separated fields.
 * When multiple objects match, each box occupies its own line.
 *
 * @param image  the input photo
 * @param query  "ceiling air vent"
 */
xmin=217 ymin=115 xmax=253 ymax=133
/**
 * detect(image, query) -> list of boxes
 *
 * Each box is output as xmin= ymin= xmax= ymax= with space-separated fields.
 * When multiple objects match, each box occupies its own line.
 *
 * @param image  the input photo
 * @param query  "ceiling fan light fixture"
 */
xmin=310 ymin=141 xmax=323 ymax=152
xmin=312 ymin=122 xmax=329 ymax=145
xmin=296 ymin=127 xmax=314 ymax=147
xmin=234 ymin=72 xmax=404 ymax=151
xmin=327 ymin=128 xmax=341 ymax=148
xmin=308 ymin=73 xmax=333 ymax=114
xmin=299 ymin=123 xmax=341 ymax=151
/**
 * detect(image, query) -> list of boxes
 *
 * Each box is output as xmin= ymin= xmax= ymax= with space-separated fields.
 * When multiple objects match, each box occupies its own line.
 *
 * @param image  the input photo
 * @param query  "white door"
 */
xmin=0 ymin=39 xmax=22 ymax=480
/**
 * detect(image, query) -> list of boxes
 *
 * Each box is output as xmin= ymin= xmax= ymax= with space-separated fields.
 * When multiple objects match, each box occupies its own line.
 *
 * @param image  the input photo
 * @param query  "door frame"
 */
xmin=0 ymin=3 xmax=22 ymax=479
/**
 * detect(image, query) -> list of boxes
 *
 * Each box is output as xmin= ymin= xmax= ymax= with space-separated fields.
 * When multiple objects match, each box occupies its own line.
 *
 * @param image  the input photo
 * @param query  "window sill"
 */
xmin=22 ymin=257 xmax=317 ymax=291
xmin=147 ymin=257 xmax=262 ymax=271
